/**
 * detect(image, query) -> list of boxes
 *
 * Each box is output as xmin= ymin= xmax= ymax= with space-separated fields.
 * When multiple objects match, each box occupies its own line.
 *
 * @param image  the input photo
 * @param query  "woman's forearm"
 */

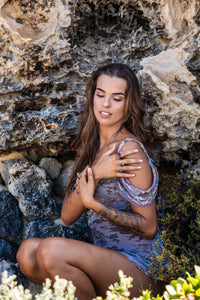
xmin=92 ymin=200 xmax=156 ymax=239
xmin=61 ymin=191 xmax=85 ymax=225
xmin=98 ymin=203 xmax=144 ymax=234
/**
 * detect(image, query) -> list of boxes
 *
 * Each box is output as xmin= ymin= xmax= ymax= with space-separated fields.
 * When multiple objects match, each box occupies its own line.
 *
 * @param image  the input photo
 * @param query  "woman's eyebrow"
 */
xmin=96 ymin=88 xmax=105 ymax=92
xmin=96 ymin=87 xmax=125 ymax=96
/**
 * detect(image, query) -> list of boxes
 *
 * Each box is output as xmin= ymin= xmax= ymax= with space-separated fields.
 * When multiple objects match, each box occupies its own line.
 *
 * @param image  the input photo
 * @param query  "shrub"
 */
xmin=149 ymin=169 xmax=200 ymax=282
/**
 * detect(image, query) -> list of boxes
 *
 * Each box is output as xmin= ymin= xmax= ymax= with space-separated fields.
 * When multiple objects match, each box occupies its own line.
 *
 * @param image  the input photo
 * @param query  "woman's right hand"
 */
xmin=92 ymin=143 xmax=143 ymax=186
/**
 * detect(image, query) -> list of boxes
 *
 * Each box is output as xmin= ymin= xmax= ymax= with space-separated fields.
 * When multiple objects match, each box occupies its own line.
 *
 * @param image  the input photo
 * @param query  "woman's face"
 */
xmin=93 ymin=75 xmax=127 ymax=129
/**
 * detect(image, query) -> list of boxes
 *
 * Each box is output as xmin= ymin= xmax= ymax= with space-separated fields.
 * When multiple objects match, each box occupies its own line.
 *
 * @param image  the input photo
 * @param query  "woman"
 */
xmin=17 ymin=63 xmax=164 ymax=299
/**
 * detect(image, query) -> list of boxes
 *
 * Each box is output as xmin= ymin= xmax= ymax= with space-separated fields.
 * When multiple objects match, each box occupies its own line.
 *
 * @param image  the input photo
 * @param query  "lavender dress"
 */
xmin=87 ymin=138 xmax=163 ymax=277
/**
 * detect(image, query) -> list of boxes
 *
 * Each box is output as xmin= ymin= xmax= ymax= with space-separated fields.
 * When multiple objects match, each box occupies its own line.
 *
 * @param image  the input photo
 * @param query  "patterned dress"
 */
xmin=87 ymin=138 xmax=163 ymax=277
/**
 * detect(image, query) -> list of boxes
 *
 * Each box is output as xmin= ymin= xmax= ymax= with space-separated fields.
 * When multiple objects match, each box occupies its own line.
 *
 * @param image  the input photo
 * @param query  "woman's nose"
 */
xmin=103 ymin=96 xmax=110 ymax=107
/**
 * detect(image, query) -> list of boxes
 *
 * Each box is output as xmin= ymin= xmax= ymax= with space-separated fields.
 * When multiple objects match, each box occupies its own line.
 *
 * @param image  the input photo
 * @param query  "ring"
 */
xmin=120 ymin=162 xmax=124 ymax=166
xmin=116 ymin=153 xmax=121 ymax=158
xmin=77 ymin=174 xmax=80 ymax=179
xmin=120 ymin=168 xmax=123 ymax=173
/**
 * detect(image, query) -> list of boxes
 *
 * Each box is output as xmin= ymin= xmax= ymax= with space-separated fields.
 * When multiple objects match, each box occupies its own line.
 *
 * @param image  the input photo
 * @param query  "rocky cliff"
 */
xmin=0 ymin=0 xmax=199 ymax=166
xmin=0 ymin=0 xmax=199 ymax=291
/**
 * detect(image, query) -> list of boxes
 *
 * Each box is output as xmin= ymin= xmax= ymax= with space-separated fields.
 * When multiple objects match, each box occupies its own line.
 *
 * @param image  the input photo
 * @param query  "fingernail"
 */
xmin=134 ymin=149 xmax=139 ymax=152
xmin=137 ymin=166 xmax=142 ymax=169
xmin=88 ymin=167 xmax=92 ymax=172
xmin=131 ymin=174 xmax=136 ymax=177
xmin=139 ymin=159 xmax=143 ymax=162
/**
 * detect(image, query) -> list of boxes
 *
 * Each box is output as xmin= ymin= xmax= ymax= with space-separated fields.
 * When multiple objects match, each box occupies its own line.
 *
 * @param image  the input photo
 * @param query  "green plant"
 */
xmin=0 ymin=265 xmax=200 ymax=300
xmin=163 ymin=265 xmax=200 ymax=300
xmin=0 ymin=266 xmax=200 ymax=300
xmin=149 ymin=170 xmax=200 ymax=282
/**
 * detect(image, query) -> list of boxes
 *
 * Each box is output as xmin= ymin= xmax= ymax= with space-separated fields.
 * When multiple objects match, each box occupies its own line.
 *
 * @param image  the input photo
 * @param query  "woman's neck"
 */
xmin=99 ymin=125 xmax=127 ymax=149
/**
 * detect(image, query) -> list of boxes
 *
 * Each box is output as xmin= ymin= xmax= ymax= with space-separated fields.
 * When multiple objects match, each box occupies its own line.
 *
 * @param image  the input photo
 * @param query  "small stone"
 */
xmin=39 ymin=158 xmax=62 ymax=180
xmin=54 ymin=160 xmax=74 ymax=198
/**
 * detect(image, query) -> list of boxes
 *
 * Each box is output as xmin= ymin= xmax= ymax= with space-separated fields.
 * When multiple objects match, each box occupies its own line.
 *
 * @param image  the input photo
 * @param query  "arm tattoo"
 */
xmin=98 ymin=204 xmax=145 ymax=234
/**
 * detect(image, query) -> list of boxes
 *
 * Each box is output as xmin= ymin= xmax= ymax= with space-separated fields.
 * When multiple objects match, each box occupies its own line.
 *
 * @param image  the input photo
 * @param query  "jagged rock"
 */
xmin=0 ymin=0 xmax=83 ymax=157
xmin=39 ymin=158 xmax=62 ymax=180
xmin=138 ymin=48 xmax=200 ymax=164
xmin=0 ymin=158 xmax=62 ymax=221
xmin=0 ymin=0 xmax=199 ymax=164
xmin=0 ymin=189 xmax=23 ymax=244
xmin=0 ymin=239 xmax=17 ymax=262
xmin=25 ymin=212 xmax=92 ymax=243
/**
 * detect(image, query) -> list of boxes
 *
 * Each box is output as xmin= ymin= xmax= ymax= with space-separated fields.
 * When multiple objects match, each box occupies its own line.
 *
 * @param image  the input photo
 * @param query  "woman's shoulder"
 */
xmin=117 ymin=134 xmax=147 ymax=156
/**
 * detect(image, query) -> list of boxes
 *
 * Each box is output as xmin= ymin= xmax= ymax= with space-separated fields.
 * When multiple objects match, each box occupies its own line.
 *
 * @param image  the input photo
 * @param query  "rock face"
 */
xmin=0 ymin=0 xmax=199 ymax=292
xmin=138 ymin=48 xmax=200 ymax=164
xmin=0 ymin=0 xmax=199 ymax=164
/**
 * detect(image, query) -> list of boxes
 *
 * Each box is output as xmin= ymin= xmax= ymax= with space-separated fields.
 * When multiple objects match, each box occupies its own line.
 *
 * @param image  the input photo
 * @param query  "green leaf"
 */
xmin=187 ymin=278 xmax=199 ymax=287
xmin=195 ymin=288 xmax=200 ymax=297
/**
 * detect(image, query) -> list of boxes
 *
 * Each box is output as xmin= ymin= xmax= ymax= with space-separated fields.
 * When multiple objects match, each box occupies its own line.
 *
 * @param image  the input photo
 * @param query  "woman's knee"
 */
xmin=17 ymin=238 xmax=40 ymax=273
xmin=36 ymin=237 xmax=60 ymax=271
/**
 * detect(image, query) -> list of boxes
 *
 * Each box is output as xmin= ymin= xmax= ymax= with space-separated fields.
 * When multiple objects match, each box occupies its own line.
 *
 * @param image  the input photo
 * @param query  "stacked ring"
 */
xmin=120 ymin=162 xmax=124 ymax=166
xmin=119 ymin=168 xmax=123 ymax=173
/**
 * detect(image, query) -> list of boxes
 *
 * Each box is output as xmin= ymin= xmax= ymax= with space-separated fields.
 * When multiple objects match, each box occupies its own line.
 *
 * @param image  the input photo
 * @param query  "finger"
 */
xmin=116 ymin=172 xmax=136 ymax=178
xmin=120 ymin=166 xmax=142 ymax=171
xmin=118 ymin=158 xmax=143 ymax=165
xmin=87 ymin=166 xmax=93 ymax=179
xmin=120 ymin=149 xmax=139 ymax=158
xmin=87 ymin=167 xmax=95 ymax=190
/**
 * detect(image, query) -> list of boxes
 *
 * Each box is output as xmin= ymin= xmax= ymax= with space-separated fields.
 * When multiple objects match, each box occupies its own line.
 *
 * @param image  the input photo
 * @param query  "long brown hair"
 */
xmin=68 ymin=63 xmax=152 ymax=190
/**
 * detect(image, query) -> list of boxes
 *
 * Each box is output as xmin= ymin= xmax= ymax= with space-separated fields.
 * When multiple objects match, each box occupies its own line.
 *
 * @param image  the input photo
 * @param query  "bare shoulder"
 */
xmin=121 ymin=138 xmax=152 ymax=190
xmin=120 ymin=138 xmax=147 ymax=160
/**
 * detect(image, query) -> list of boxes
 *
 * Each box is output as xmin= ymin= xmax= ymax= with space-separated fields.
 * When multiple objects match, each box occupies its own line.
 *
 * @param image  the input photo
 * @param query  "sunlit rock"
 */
xmin=138 ymin=48 xmax=200 ymax=164
xmin=0 ymin=158 xmax=62 ymax=220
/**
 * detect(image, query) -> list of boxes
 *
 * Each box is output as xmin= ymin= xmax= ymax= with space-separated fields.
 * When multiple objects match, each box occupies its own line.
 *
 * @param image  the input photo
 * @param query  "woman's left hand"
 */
xmin=77 ymin=166 xmax=97 ymax=210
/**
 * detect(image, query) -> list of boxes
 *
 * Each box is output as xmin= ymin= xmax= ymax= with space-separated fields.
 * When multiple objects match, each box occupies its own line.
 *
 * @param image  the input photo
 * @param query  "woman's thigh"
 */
xmin=37 ymin=237 xmax=164 ymax=297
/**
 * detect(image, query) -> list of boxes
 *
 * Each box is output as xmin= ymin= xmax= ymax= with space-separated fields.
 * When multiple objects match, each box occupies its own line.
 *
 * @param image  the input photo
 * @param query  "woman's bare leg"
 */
xmin=17 ymin=237 xmax=164 ymax=300
xmin=35 ymin=237 xmax=164 ymax=300
xmin=16 ymin=238 xmax=46 ymax=284
xmin=17 ymin=238 xmax=97 ymax=299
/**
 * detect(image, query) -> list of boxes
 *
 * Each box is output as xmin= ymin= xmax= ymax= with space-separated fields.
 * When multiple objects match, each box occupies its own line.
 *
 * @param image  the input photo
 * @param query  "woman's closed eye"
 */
xmin=96 ymin=93 xmax=123 ymax=102
xmin=113 ymin=97 xmax=122 ymax=102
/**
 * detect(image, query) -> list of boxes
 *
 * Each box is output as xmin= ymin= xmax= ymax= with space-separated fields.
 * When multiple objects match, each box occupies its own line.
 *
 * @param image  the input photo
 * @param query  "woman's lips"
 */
xmin=99 ymin=111 xmax=112 ymax=117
